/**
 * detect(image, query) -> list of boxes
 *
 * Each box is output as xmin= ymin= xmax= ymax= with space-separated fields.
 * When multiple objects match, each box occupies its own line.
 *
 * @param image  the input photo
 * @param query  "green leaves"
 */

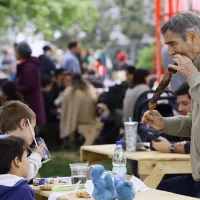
xmin=136 ymin=44 xmax=155 ymax=70
xmin=0 ymin=0 xmax=98 ymax=40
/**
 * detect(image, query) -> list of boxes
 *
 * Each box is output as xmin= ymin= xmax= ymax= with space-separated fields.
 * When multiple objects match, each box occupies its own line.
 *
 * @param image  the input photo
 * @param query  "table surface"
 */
xmin=81 ymin=144 xmax=190 ymax=161
xmin=33 ymin=186 xmax=198 ymax=200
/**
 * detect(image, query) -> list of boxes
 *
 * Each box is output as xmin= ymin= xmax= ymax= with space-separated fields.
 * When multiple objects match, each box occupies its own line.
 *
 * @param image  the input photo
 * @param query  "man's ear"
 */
xmin=188 ymin=30 xmax=197 ymax=42
xmin=20 ymin=119 xmax=27 ymax=129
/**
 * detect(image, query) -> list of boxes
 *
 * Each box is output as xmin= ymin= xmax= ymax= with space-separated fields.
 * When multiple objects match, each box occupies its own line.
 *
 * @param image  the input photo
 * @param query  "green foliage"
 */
xmin=114 ymin=0 xmax=154 ymax=39
xmin=0 ymin=0 xmax=98 ymax=40
xmin=136 ymin=44 xmax=155 ymax=70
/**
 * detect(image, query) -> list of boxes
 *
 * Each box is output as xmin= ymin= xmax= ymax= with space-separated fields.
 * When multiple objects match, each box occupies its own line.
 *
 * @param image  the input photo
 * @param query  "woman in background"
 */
xmin=60 ymin=73 xmax=98 ymax=147
xmin=14 ymin=42 xmax=45 ymax=126
xmin=123 ymin=67 xmax=150 ymax=122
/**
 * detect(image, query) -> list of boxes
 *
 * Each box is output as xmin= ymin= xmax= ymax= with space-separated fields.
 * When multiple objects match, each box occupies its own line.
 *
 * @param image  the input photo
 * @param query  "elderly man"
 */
xmin=142 ymin=12 xmax=200 ymax=197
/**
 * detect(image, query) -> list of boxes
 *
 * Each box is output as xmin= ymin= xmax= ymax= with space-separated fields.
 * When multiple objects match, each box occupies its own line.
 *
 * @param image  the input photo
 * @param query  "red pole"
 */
xmin=169 ymin=0 xmax=173 ymax=17
xmin=155 ymin=0 xmax=162 ymax=83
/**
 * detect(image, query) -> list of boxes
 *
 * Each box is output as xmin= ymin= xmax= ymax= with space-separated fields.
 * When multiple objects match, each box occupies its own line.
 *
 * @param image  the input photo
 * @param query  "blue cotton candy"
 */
xmin=115 ymin=179 xmax=136 ymax=200
xmin=91 ymin=165 xmax=115 ymax=200
xmin=91 ymin=165 xmax=136 ymax=200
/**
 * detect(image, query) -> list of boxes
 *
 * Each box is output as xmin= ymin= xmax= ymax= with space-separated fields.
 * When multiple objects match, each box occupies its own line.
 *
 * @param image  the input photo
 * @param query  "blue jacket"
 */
xmin=0 ymin=174 xmax=34 ymax=200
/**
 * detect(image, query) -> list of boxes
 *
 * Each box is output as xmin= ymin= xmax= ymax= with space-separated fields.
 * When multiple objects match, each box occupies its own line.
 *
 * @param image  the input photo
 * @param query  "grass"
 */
xmin=38 ymin=149 xmax=131 ymax=178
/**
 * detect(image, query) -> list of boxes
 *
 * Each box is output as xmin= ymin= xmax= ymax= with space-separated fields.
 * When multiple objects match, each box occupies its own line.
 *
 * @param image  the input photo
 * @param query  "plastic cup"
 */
xmin=124 ymin=121 xmax=138 ymax=152
xmin=69 ymin=163 xmax=90 ymax=184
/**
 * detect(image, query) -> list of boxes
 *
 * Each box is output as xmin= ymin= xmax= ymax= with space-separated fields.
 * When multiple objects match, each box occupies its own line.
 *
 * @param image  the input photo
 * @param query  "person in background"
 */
xmin=94 ymin=58 xmax=107 ymax=78
xmin=123 ymin=67 xmax=149 ymax=122
xmin=115 ymin=50 xmax=128 ymax=69
xmin=85 ymin=49 xmax=96 ymax=69
xmin=1 ymin=81 xmax=22 ymax=104
xmin=14 ymin=42 xmax=46 ymax=126
xmin=103 ymin=71 xmax=121 ymax=88
xmin=51 ymin=69 xmax=66 ymax=100
xmin=41 ymin=76 xmax=60 ymax=148
xmin=41 ymin=76 xmax=57 ymax=123
xmin=0 ymin=136 xmax=34 ymax=200
xmin=152 ymin=82 xmax=191 ymax=154
xmin=1 ymin=50 xmax=16 ymax=81
xmin=62 ymin=72 xmax=72 ymax=88
xmin=62 ymin=41 xmax=81 ymax=73
xmin=38 ymin=45 xmax=56 ymax=77
xmin=1 ymin=50 xmax=13 ymax=66
xmin=54 ymin=72 xmax=72 ymax=109
xmin=60 ymin=73 xmax=97 ymax=148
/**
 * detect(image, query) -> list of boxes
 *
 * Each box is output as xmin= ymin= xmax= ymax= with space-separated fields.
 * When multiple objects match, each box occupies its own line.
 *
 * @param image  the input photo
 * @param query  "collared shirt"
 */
xmin=62 ymin=51 xmax=81 ymax=73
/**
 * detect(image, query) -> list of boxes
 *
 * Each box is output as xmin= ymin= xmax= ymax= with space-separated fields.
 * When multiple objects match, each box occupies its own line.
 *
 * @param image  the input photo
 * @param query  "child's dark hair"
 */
xmin=2 ymin=81 xmax=22 ymax=101
xmin=0 ymin=136 xmax=28 ymax=174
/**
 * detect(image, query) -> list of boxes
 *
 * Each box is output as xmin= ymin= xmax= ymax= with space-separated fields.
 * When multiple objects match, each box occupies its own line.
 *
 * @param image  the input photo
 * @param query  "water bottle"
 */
xmin=112 ymin=141 xmax=127 ymax=183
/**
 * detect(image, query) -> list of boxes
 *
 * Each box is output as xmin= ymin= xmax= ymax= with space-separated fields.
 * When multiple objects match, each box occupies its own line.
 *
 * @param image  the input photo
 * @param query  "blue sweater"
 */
xmin=0 ymin=178 xmax=34 ymax=200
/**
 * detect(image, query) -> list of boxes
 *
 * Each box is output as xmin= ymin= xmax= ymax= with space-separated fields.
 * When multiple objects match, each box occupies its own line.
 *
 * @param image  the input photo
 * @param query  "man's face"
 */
xmin=46 ymin=49 xmax=53 ymax=57
xmin=177 ymin=94 xmax=192 ymax=116
xmin=164 ymin=30 xmax=198 ymax=61
xmin=64 ymin=75 xmax=72 ymax=87
xmin=74 ymin=43 xmax=81 ymax=54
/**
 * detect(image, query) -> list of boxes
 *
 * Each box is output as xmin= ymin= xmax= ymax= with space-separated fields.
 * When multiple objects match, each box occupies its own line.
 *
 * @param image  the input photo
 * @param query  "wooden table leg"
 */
xmin=143 ymin=163 xmax=165 ymax=189
xmin=142 ymin=160 xmax=191 ymax=189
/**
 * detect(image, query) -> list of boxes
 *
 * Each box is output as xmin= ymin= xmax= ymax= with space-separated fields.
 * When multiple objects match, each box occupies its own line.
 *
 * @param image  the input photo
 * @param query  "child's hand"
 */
xmin=32 ymin=144 xmax=45 ymax=158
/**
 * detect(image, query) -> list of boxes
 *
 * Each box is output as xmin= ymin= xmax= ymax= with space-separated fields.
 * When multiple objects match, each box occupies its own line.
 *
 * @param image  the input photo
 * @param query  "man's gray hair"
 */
xmin=161 ymin=11 xmax=200 ymax=40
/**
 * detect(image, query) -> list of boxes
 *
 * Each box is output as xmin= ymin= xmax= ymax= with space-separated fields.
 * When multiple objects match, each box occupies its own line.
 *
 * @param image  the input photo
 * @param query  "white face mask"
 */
xmin=27 ymin=119 xmax=38 ymax=147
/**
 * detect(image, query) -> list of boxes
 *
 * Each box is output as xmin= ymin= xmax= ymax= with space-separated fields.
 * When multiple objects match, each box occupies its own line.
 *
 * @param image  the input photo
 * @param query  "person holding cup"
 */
xmin=0 ymin=101 xmax=45 ymax=181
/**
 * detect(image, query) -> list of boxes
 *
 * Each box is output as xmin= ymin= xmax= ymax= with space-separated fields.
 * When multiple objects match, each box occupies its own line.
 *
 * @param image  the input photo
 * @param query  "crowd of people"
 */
xmin=2 ymin=11 xmax=200 ymax=199
xmin=0 ymin=38 xmax=189 ymax=152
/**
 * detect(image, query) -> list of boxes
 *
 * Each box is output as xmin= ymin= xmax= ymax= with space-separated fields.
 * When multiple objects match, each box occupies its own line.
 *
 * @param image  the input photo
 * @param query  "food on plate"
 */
xmin=39 ymin=183 xmax=64 ymax=190
xmin=76 ymin=190 xmax=90 ymax=198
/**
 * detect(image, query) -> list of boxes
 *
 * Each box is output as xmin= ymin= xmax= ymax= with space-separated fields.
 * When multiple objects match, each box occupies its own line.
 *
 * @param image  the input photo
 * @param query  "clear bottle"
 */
xmin=112 ymin=141 xmax=127 ymax=182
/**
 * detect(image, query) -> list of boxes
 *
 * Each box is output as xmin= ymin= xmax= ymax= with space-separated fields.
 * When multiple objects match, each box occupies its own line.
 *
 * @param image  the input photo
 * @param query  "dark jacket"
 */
xmin=42 ymin=90 xmax=57 ymax=122
xmin=16 ymin=57 xmax=46 ymax=125
xmin=38 ymin=54 xmax=56 ymax=77
xmin=0 ymin=175 xmax=34 ymax=200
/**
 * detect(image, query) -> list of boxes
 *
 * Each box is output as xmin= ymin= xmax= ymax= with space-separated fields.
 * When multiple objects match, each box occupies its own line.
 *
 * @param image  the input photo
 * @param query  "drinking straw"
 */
xmin=27 ymin=119 xmax=38 ymax=147
xmin=74 ymin=180 xmax=81 ymax=194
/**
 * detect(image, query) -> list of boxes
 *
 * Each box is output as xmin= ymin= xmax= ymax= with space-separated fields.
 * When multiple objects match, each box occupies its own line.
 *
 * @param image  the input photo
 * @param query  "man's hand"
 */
xmin=142 ymin=110 xmax=165 ymax=131
xmin=32 ymin=143 xmax=45 ymax=158
xmin=168 ymin=54 xmax=198 ymax=78
xmin=152 ymin=137 xmax=171 ymax=153
xmin=176 ymin=141 xmax=187 ymax=146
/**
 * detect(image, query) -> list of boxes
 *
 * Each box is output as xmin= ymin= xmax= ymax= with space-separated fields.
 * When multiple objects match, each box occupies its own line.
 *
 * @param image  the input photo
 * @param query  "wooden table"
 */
xmin=80 ymin=144 xmax=191 ymax=188
xmin=33 ymin=186 xmax=198 ymax=200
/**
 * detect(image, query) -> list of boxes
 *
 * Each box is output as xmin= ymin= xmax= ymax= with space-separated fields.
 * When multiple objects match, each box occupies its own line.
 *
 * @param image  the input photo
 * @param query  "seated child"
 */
xmin=0 ymin=136 xmax=34 ymax=200
xmin=0 ymin=101 xmax=45 ymax=181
